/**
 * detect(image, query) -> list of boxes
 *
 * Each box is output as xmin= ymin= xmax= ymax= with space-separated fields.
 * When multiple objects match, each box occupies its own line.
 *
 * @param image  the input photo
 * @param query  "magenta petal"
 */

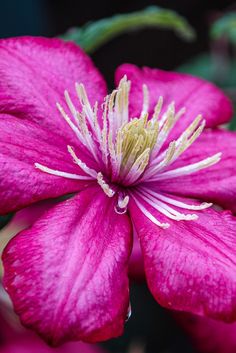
xmin=115 ymin=64 xmax=232 ymax=132
xmin=129 ymin=197 xmax=236 ymax=321
xmin=1 ymin=314 xmax=107 ymax=353
xmin=0 ymin=200 xmax=58 ymax=243
xmin=0 ymin=115 xmax=91 ymax=214
xmin=156 ymin=129 xmax=236 ymax=213
xmin=1 ymin=318 xmax=107 ymax=353
xmin=176 ymin=312 xmax=236 ymax=353
xmin=3 ymin=187 xmax=132 ymax=345
xmin=128 ymin=228 xmax=145 ymax=280
xmin=0 ymin=36 xmax=107 ymax=142
xmin=0 ymin=300 xmax=107 ymax=353
xmin=3 ymin=339 xmax=106 ymax=353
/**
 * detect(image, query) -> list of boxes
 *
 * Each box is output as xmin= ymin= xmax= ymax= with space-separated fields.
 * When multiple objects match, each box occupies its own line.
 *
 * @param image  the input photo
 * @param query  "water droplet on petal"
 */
xmin=115 ymin=204 xmax=127 ymax=214
xmin=126 ymin=302 xmax=132 ymax=322
xmin=115 ymin=192 xmax=129 ymax=214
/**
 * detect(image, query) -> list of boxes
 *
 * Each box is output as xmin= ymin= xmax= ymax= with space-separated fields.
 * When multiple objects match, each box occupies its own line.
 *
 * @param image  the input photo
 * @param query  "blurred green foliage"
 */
xmin=61 ymin=6 xmax=196 ymax=53
xmin=179 ymin=54 xmax=236 ymax=130
xmin=211 ymin=12 xmax=236 ymax=43
xmin=178 ymin=53 xmax=236 ymax=88
xmin=178 ymin=11 xmax=236 ymax=130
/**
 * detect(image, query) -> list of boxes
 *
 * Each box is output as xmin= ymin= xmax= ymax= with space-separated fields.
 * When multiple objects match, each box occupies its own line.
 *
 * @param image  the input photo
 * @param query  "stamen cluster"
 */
xmin=35 ymin=76 xmax=221 ymax=227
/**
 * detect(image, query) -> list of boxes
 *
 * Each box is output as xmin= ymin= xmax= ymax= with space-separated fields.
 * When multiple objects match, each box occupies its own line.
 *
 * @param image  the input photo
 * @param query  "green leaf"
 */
xmin=210 ymin=12 xmax=236 ymax=43
xmin=61 ymin=6 xmax=196 ymax=53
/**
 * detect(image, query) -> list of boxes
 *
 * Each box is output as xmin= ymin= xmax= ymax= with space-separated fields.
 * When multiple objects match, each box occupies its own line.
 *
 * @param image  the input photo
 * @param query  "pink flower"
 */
xmin=176 ymin=312 xmax=236 ymax=353
xmin=0 ymin=36 xmax=236 ymax=346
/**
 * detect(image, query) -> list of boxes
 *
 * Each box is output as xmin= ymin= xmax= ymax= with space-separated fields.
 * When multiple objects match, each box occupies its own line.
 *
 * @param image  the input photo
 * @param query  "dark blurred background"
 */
xmin=0 ymin=1 xmax=235 ymax=352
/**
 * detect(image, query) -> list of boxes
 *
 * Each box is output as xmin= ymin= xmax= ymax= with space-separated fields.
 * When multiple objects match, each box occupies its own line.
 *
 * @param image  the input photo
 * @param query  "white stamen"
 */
xmin=97 ymin=172 xmax=115 ymax=197
xmin=137 ymin=189 xmax=198 ymax=221
xmin=131 ymin=193 xmax=170 ymax=229
xmin=100 ymin=95 xmax=109 ymax=167
xmin=75 ymin=82 xmax=95 ymax=129
xmin=124 ymin=148 xmax=150 ymax=185
xmin=64 ymin=90 xmax=78 ymax=123
xmin=152 ymin=96 xmax=163 ymax=121
xmin=141 ymin=84 xmax=149 ymax=117
xmin=175 ymin=106 xmax=186 ymax=121
xmin=34 ymin=163 xmax=93 ymax=180
xmin=139 ymin=187 xmax=212 ymax=210
xmin=57 ymin=102 xmax=100 ymax=164
xmin=141 ymin=116 xmax=209 ymax=182
xmin=35 ymin=76 xmax=221 ymax=230
xmin=143 ymin=141 xmax=176 ymax=180
xmin=67 ymin=145 xmax=97 ymax=178
xmin=115 ymin=76 xmax=130 ymax=127
xmin=151 ymin=102 xmax=176 ymax=156
xmin=56 ymin=102 xmax=84 ymax=143
xmin=149 ymin=153 xmax=221 ymax=181
xmin=158 ymin=101 xmax=175 ymax=128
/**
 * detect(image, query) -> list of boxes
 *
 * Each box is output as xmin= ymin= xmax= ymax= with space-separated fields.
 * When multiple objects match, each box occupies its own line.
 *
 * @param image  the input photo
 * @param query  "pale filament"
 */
xmin=34 ymin=163 xmax=93 ymax=180
xmin=97 ymin=172 xmax=116 ymax=197
xmin=136 ymin=189 xmax=198 ymax=221
xmin=147 ymin=153 xmax=221 ymax=182
xmin=67 ymin=145 xmax=97 ymax=179
xmin=139 ymin=187 xmax=212 ymax=210
xmin=131 ymin=192 xmax=170 ymax=229
xmin=148 ymin=114 xmax=204 ymax=168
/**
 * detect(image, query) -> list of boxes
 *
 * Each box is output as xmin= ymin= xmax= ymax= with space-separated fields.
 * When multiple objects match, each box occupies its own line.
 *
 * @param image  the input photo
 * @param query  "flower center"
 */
xmin=35 ymin=76 xmax=221 ymax=227
xmin=118 ymin=114 xmax=157 ymax=178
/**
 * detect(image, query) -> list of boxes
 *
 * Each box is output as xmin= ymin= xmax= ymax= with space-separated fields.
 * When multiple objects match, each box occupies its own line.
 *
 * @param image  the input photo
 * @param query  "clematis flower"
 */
xmin=0 ymin=36 xmax=236 ymax=346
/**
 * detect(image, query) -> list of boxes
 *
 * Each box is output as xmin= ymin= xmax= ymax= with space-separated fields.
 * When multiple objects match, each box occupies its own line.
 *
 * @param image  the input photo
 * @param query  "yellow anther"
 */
xmin=117 ymin=112 xmax=159 ymax=175
xmin=165 ymin=141 xmax=176 ymax=164
xmin=152 ymin=96 xmax=163 ymax=120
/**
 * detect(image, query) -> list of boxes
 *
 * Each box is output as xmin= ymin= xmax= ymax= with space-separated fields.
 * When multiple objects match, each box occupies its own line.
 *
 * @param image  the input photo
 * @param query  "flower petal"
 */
xmin=176 ymin=312 xmax=236 ymax=353
xmin=0 ymin=310 xmax=107 ymax=353
xmin=115 ymin=64 xmax=232 ymax=132
xmin=0 ymin=115 xmax=92 ymax=214
xmin=0 ymin=201 xmax=57 ymax=273
xmin=0 ymin=36 xmax=107 ymax=143
xmin=129 ymin=196 xmax=236 ymax=321
xmin=128 ymin=228 xmax=145 ymax=280
xmin=3 ymin=337 xmax=106 ymax=353
xmin=0 ymin=305 xmax=107 ymax=353
xmin=2 ymin=187 xmax=132 ymax=345
xmin=155 ymin=129 xmax=236 ymax=213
